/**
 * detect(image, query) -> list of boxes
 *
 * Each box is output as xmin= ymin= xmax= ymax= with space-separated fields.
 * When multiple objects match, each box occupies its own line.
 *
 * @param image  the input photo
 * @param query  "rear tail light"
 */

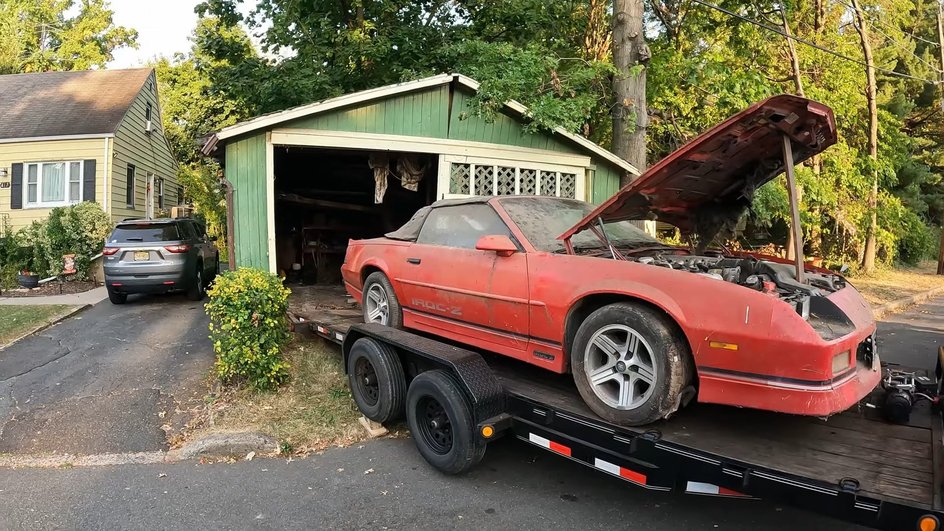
xmin=102 ymin=247 xmax=119 ymax=256
xmin=164 ymin=244 xmax=192 ymax=253
xmin=832 ymin=351 xmax=851 ymax=374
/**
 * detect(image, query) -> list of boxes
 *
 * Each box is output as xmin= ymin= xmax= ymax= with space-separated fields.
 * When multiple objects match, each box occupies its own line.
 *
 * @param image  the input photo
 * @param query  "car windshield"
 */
xmin=109 ymin=223 xmax=180 ymax=243
xmin=498 ymin=197 xmax=661 ymax=252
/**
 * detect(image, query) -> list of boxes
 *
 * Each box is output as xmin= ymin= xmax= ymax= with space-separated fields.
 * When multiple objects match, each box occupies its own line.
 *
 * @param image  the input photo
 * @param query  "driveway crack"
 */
xmin=0 ymin=345 xmax=72 ymax=383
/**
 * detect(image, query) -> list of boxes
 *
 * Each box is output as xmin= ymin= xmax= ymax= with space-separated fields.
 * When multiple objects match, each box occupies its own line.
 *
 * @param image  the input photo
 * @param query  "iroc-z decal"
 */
xmin=412 ymin=298 xmax=462 ymax=316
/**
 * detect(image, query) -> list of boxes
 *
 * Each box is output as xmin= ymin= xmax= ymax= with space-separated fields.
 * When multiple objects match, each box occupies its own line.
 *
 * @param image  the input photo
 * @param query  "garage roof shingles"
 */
xmin=0 ymin=68 xmax=152 ymax=140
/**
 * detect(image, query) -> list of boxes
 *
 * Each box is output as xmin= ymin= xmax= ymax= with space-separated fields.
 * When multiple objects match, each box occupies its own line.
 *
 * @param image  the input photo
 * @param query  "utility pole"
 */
xmin=937 ymin=1 xmax=944 ymax=275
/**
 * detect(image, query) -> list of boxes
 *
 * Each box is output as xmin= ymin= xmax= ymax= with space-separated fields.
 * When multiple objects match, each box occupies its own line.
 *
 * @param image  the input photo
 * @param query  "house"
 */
xmin=202 ymin=73 xmax=640 ymax=276
xmin=0 ymin=68 xmax=180 ymax=231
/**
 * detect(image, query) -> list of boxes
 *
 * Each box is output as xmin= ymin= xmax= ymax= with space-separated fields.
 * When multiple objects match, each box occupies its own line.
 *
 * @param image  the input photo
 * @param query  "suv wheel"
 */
xmin=186 ymin=264 xmax=205 ymax=301
xmin=107 ymin=288 xmax=127 ymax=305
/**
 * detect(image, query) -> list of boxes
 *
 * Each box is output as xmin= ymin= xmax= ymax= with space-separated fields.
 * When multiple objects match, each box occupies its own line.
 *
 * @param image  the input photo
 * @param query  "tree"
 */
xmin=851 ymin=0 xmax=880 ymax=273
xmin=612 ymin=0 xmax=649 ymax=183
xmin=0 ymin=0 xmax=137 ymax=74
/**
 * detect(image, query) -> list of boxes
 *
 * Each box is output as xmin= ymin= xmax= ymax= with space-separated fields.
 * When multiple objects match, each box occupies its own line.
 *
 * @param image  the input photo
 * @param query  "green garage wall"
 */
xmin=225 ymin=132 xmax=268 ymax=270
xmin=223 ymin=80 xmax=631 ymax=270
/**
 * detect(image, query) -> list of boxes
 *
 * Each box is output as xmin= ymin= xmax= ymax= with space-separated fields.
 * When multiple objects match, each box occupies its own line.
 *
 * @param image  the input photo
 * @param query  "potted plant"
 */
xmin=17 ymin=268 xmax=39 ymax=289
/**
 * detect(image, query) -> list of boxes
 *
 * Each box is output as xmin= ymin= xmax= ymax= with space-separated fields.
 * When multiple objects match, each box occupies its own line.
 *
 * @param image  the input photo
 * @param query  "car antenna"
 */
xmin=596 ymin=216 xmax=618 ymax=260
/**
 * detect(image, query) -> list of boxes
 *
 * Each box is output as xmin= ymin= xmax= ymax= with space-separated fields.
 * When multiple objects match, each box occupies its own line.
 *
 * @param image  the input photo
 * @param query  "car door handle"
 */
xmin=407 ymin=258 xmax=421 ymax=265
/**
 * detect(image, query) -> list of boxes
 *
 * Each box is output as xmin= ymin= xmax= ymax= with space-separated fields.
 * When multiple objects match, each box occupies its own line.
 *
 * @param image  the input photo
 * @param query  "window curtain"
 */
xmin=42 ymin=163 xmax=65 ymax=202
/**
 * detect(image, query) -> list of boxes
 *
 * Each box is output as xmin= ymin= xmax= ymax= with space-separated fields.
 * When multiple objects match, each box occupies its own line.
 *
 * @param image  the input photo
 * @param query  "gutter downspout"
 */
xmin=102 ymin=137 xmax=110 ymax=215
xmin=222 ymin=177 xmax=236 ymax=269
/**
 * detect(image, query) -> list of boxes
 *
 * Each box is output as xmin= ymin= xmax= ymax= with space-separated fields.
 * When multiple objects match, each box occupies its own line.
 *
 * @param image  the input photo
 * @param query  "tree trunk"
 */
xmin=937 ymin=4 xmax=944 ymax=275
xmin=851 ymin=0 xmax=879 ymax=274
xmin=781 ymin=8 xmax=805 ymax=261
xmin=612 ymin=0 xmax=649 ymax=185
xmin=583 ymin=0 xmax=611 ymax=62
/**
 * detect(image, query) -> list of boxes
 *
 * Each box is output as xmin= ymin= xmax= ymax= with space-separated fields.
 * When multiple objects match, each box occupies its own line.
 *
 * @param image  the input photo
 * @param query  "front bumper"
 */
xmin=697 ymin=351 xmax=882 ymax=417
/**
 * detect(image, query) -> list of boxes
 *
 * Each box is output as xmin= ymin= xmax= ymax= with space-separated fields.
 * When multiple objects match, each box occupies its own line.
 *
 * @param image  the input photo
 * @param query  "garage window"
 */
xmin=417 ymin=204 xmax=510 ymax=249
xmin=439 ymin=156 xmax=584 ymax=201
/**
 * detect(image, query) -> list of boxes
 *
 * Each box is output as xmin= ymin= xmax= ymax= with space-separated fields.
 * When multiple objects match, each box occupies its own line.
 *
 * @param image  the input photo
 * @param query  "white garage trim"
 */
xmin=266 ymin=132 xmax=276 ymax=273
xmin=269 ymin=129 xmax=592 ymax=168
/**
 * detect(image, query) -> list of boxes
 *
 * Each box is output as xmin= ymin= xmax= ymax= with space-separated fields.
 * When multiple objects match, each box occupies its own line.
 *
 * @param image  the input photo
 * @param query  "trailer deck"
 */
xmin=304 ymin=294 xmax=944 ymax=529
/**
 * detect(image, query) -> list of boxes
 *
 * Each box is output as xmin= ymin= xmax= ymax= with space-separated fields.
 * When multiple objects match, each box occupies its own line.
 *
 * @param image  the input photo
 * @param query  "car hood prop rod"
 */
xmin=782 ymin=134 xmax=806 ymax=285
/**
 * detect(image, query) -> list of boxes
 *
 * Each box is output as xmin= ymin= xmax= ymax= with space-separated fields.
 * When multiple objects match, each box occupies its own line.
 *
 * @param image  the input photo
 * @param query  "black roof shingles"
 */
xmin=0 ymin=68 xmax=152 ymax=140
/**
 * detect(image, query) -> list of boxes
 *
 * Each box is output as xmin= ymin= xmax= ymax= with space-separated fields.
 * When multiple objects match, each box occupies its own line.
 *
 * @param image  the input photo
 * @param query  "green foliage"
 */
xmin=10 ymin=203 xmax=111 ymax=279
xmin=0 ymin=0 xmax=137 ymax=74
xmin=206 ymin=268 xmax=291 ymax=390
xmin=177 ymin=162 xmax=228 ymax=260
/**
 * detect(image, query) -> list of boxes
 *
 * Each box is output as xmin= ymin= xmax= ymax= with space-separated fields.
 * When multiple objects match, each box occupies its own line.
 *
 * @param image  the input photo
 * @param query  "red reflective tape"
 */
xmin=548 ymin=440 xmax=571 ymax=456
xmin=619 ymin=467 xmax=647 ymax=485
xmin=718 ymin=486 xmax=748 ymax=497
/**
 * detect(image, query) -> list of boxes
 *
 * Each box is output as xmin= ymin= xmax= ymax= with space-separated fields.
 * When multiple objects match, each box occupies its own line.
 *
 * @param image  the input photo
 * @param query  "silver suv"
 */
xmin=103 ymin=218 xmax=220 ymax=304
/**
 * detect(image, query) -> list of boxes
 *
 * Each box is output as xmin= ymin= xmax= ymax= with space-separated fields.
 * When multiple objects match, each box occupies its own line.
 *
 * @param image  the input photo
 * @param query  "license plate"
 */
xmin=133 ymin=251 xmax=150 ymax=261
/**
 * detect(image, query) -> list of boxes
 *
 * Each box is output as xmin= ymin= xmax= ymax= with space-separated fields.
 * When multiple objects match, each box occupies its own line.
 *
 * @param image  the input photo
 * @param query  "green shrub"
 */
xmin=206 ymin=268 xmax=291 ymax=390
xmin=41 ymin=203 xmax=111 ymax=278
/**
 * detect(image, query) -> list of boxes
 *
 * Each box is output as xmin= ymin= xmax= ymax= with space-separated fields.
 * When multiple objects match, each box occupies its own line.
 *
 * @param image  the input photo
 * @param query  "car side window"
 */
xmin=417 ymin=204 xmax=511 ymax=249
xmin=178 ymin=221 xmax=195 ymax=240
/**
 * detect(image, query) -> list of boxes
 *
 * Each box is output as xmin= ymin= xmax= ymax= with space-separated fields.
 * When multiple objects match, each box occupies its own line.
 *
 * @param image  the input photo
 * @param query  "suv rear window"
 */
xmin=109 ymin=223 xmax=180 ymax=243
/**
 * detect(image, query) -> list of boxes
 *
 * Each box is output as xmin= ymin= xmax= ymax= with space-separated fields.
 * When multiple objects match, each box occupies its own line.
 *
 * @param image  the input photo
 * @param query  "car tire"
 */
xmin=186 ymin=263 xmax=205 ymax=301
xmin=362 ymin=271 xmax=402 ymax=328
xmin=107 ymin=288 xmax=127 ymax=305
xmin=406 ymin=370 xmax=485 ymax=475
xmin=571 ymin=302 xmax=693 ymax=426
xmin=347 ymin=337 xmax=407 ymax=424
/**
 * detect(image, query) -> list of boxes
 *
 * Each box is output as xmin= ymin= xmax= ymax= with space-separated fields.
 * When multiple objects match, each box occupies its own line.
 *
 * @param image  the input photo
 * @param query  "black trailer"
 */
xmin=307 ymin=315 xmax=943 ymax=531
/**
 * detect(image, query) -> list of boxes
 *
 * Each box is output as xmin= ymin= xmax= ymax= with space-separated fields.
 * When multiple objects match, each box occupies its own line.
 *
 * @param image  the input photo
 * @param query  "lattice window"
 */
xmin=520 ymin=169 xmax=537 ymax=195
xmin=496 ymin=166 xmax=516 ymax=195
xmin=559 ymin=173 xmax=576 ymax=199
xmin=474 ymin=165 xmax=494 ymax=195
xmin=450 ymin=163 xmax=471 ymax=194
xmin=539 ymin=171 xmax=557 ymax=196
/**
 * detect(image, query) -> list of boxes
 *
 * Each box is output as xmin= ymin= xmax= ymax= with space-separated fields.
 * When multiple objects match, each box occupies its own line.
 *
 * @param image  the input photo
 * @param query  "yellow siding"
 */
xmin=110 ymin=71 xmax=179 ymax=223
xmin=0 ymin=138 xmax=107 ymax=231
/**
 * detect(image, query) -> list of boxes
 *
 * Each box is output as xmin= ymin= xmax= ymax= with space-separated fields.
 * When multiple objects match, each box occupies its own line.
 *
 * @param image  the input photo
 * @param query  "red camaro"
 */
xmin=342 ymin=95 xmax=881 ymax=426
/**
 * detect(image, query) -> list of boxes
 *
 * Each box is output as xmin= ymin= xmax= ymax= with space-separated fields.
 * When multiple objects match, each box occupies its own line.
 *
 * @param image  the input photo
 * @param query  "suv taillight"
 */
xmin=164 ymin=244 xmax=192 ymax=253
xmin=103 ymin=247 xmax=119 ymax=256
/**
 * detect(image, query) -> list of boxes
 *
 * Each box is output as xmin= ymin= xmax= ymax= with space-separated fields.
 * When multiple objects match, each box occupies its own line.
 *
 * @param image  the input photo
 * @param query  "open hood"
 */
xmin=559 ymin=94 xmax=836 ymax=242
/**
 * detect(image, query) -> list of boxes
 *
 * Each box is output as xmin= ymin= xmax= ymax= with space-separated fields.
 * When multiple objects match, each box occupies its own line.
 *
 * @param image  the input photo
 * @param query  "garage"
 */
xmin=202 ymin=74 xmax=638 ymax=321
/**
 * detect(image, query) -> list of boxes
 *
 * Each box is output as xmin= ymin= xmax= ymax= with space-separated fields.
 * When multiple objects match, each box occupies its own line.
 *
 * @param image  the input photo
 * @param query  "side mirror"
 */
xmin=475 ymin=235 xmax=517 ymax=257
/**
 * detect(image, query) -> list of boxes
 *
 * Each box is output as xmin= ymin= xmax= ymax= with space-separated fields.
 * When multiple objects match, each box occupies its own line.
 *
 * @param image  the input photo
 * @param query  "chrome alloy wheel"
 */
xmin=365 ymin=283 xmax=390 ymax=325
xmin=583 ymin=324 xmax=658 ymax=410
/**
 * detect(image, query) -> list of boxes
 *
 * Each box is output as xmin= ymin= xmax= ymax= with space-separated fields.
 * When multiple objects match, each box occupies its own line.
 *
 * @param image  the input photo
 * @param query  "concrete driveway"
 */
xmin=0 ymin=294 xmax=213 ymax=455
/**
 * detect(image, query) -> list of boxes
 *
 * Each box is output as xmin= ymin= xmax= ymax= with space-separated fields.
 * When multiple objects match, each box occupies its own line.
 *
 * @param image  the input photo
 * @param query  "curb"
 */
xmin=873 ymin=286 xmax=944 ymax=321
xmin=0 ymin=304 xmax=92 ymax=351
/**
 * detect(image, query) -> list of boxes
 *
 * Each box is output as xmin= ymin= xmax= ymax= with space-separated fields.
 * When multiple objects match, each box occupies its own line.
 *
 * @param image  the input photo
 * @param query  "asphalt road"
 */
xmin=0 ymin=435 xmax=862 ymax=531
xmin=0 ymin=295 xmax=941 ymax=530
xmin=0 ymin=293 xmax=213 ymax=455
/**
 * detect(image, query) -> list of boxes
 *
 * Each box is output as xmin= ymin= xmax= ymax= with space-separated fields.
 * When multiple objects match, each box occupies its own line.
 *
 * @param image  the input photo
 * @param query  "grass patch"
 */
xmin=849 ymin=260 xmax=944 ymax=307
xmin=183 ymin=339 xmax=370 ymax=454
xmin=0 ymin=305 xmax=76 ymax=346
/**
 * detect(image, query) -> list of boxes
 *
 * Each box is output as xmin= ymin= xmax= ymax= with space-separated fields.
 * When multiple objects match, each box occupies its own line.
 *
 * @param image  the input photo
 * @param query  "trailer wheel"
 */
xmin=347 ymin=338 xmax=406 ymax=423
xmin=362 ymin=271 xmax=403 ymax=328
xmin=571 ymin=302 xmax=692 ymax=426
xmin=406 ymin=370 xmax=485 ymax=475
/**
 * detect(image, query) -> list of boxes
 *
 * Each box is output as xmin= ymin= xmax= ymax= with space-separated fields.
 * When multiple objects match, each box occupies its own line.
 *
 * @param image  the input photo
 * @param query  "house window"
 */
xmin=23 ymin=161 xmax=83 ymax=207
xmin=126 ymin=165 xmax=135 ymax=208
xmin=157 ymin=178 xmax=164 ymax=209
xmin=145 ymin=102 xmax=152 ymax=122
